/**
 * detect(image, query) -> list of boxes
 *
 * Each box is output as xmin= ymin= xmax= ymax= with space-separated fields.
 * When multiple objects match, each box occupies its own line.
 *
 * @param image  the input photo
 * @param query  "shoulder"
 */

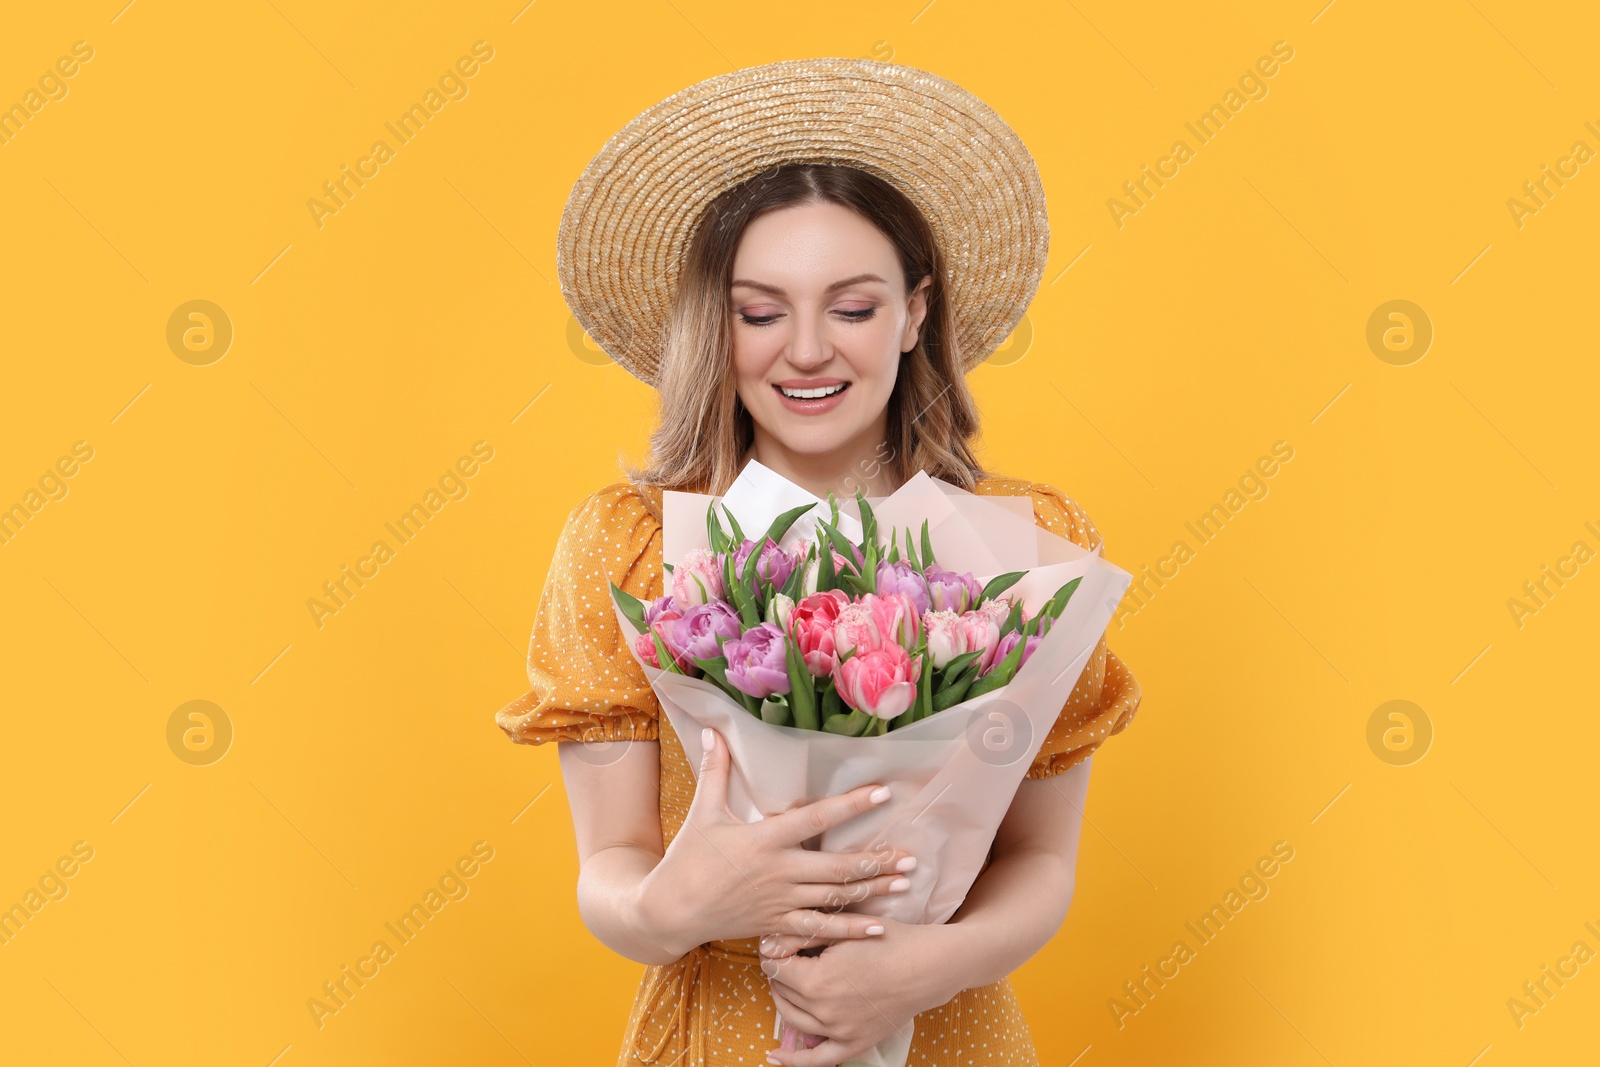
xmin=552 ymin=479 xmax=663 ymax=565
xmin=972 ymin=474 xmax=1104 ymax=552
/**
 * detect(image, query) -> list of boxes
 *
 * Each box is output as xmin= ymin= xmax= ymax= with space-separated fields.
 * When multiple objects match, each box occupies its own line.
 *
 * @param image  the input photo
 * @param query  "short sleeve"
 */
xmin=494 ymin=481 xmax=664 ymax=746
xmin=1020 ymin=482 xmax=1143 ymax=779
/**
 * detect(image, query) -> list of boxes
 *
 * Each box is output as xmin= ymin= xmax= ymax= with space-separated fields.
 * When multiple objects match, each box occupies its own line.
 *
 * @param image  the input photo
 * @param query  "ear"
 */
xmin=901 ymin=274 xmax=933 ymax=353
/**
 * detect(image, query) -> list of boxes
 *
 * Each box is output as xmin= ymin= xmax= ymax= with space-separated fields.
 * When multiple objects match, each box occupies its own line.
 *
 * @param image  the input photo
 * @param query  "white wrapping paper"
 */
xmin=612 ymin=461 xmax=1133 ymax=1067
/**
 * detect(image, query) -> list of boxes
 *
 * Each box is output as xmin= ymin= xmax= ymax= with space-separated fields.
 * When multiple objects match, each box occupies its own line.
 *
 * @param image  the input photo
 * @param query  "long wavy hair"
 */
xmin=620 ymin=163 xmax=990 ymax=508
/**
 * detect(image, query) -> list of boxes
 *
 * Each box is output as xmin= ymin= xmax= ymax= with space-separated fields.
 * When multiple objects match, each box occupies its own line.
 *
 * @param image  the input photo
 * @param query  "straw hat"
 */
xmin=557 ymin=57 xmax=1050 ymax=388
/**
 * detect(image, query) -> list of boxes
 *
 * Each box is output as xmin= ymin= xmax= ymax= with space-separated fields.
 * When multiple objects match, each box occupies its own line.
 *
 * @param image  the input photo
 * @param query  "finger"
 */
xmin=792 ymin=845 xmax=914 ymax=884
xmin=775 ymin=909 xmax=887 ymax=944
xmin=763 ymin=782 xmax=892 ymax=845
xmin=766 ymin=983 xmax=828 ymax=1039
xmin=689 ymin=727 xmax=730 ymax=816
xmin=796 ymin=871 xmax=910 ymax=911
xmin=761 ymin=931 xmax=841 ymax=959
xmin=773 ymin=1035 xmax=874 ymax=1067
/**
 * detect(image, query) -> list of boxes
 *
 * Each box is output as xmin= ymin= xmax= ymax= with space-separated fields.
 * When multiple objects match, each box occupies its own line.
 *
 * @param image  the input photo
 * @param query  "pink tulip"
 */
xmin=788 ymin=589 xmax=849 ymax=677
xmin=959 ymin=610 xmax=1002 ymax=672
xmin=922 ymin=609 xmax=970 ymax=669
xmin=834 ymin=592 xmax=921 ymax=657
xmin=670 ymin=547 xmax=725 ymax=610
xmin=835 ymin=642 xmax=922 ymax=719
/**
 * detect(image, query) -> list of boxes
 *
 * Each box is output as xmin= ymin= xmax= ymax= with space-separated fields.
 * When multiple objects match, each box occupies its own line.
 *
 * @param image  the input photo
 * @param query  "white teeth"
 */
xmin=778 ymin=383 xmax=847 ymax=399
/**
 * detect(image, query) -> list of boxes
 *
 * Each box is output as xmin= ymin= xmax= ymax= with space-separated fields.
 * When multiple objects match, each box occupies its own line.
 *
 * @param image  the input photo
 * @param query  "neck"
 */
xmin=742 ymin=427 xmax=902 ymax=501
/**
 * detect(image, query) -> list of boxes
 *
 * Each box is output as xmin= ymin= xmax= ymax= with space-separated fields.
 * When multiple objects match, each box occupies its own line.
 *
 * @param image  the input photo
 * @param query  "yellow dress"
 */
xmin=494 ymin=475 xmax=1143 ymax=1066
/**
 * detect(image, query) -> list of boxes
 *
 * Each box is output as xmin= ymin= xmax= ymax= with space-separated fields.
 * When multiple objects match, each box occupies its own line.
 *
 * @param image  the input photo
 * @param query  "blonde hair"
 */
xmin=620 ymin=163 xmax=990 ymax=506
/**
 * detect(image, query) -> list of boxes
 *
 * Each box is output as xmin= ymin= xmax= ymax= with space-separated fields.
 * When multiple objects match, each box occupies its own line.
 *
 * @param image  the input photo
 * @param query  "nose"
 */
xmin=786 ymin=307 xmax=829 ymax=370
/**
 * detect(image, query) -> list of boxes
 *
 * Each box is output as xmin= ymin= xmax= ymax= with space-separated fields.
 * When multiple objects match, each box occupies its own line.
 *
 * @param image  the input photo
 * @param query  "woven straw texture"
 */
xmin=556 ymin=57 xmax=1050 ymax=387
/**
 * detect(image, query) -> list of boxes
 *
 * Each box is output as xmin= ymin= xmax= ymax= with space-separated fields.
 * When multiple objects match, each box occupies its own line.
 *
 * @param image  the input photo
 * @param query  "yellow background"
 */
xmin=2 ymin=1 xmax=1596 ymax=1064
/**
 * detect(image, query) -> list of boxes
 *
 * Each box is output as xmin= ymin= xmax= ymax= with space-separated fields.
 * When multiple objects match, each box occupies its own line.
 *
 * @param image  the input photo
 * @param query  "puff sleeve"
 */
xmin=494 ymin=481 xmax=664 ymax=745
xmin=1020 ymin=482 xmax=1144 ymax=779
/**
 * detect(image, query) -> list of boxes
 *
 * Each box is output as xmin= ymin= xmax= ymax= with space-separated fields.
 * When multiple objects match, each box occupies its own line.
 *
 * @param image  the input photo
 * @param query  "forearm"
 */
xmin=574 ymin=844 xmax=693 ymax=966
xmin=940 ymin=846 xmax=1075 ymax=993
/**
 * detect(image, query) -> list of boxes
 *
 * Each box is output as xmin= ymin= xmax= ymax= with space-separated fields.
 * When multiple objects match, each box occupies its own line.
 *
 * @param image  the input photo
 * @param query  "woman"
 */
xmin=495 ymin=58 xmax=1143 ymax=1066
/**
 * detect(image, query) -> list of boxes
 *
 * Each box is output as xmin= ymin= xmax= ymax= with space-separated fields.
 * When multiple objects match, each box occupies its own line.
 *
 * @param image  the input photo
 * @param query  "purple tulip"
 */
xmin=643 ymin=594 xmax=677 ymax=626
xmin=981 ymin=630 xmax=1042 ymax=677
xmin=668 ymin=601 xmax=743 ymax=663
xmin=723 ymin=621 xmax=792 ymax=699
xmin=875 ymin=559 xmax=931 ymax=616
xmin=731 ymin=537 xmax=798 ymax=594
xmin=925 ymin=565 xmax=983 ymax=614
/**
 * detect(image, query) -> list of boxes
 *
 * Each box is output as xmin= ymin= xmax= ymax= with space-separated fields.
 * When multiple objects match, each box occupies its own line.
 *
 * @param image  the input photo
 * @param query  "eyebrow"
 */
xmin=729 ymin=272 xmax=888 ymax=296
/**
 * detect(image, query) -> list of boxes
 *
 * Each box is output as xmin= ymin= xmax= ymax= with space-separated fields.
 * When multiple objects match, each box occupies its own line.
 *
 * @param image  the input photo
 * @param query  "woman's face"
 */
xmin=730 ymin=200 xmax=930 ymax=467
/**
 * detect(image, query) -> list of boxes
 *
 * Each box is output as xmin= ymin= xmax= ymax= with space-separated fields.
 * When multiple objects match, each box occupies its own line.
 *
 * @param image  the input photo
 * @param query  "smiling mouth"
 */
xmin=775 ymin=382 xmax=850 ymax=399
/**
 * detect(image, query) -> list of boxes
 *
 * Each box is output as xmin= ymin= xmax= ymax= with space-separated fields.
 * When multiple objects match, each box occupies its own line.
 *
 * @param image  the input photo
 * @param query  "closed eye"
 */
xmin=737 ymin=308 xmax=877 ymax=327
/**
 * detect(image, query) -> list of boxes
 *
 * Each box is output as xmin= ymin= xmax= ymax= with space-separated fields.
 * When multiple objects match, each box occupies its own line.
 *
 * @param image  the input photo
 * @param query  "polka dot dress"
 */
xmin=494 ymin=476 xmax=1144 ymax=1066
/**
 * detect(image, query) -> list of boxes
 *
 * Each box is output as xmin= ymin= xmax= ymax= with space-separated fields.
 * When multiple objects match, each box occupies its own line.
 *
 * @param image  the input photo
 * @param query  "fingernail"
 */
xmin=702 ymin=727 xmax=714 ymax=750
xmin=889 ymin=876 xmax=911 ymax=892
xmin=759 ymin=935 xmax=775 ymax=955
xmin=865 ymin=923 xmax=885 ymax=935
xmin=895 ymin=856 xmax=917 ymax=872
xmin=761 ymin=959 xmax=778 ymax=977
xmin=869 ymin=785 xmax=891 ymax=803
xmin=767 ymin=1056 xmax=781 ymax=1065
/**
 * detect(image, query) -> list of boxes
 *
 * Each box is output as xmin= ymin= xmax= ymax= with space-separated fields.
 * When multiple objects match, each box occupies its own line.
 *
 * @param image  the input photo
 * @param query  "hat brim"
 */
xmin=558 ymin=57 xmax=1050 ymax=388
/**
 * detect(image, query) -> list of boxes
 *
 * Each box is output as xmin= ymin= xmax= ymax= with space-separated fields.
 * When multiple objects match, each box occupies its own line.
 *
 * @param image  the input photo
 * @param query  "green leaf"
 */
xmin=741 ymin=537 xmax=766 ymax=601
xmin=887 ymin=540 xmax=900 ymax=564
xmin=785 ymin=636 xmax=818 ymax=730
xmin=706 ymin=499 xmax=727 ymax=555
xmin=822 ymin=680 xmax=842 ymax=720
xmin=965 ymin=633 xmax=1027 ymax=698
xmin=855 ymin=486 xmax=877 ymax=553
xmin=934 ymin=650 xmax=983 ymax=691
xmin=818 ymin=521 xmax=862 ymax=578
xmin=609 ymin=580 xmax=647 ymax=633
xmin=779 ymin=556 xmax=807 ymax=602
xmin=1001 ymin=597 xmax=1023 ymax=636
xmin=932 ymin=672 xmax=974 ymax=711
xmin=1047 ymin=576 xmax=1082 ymax=620
xmin=649 ymin=626 xmax=679 ymax=675
xmin=980 ymin=571 xmax=1026 ymax=601
xmin=920 ymin=519 xmax=936 ymax=569
xmin=903 ymin=526 xmax=920 ymax=572
xmin=761 ymin=700 xmax=792 ymax=726
xmin=823 ymin=708 xmax=873 ymax=735
xmin=762 ymin=502 xmax=819 ymax=551
xmin=732 ymin=582 xmax=759 ymax=629
xmin=817 ymin=531 xmax=837 ymax=593
xmin=722 ymin=501 xmax=746 ymax=545
xmin=916 ymin=648 xmax=933 ymax=721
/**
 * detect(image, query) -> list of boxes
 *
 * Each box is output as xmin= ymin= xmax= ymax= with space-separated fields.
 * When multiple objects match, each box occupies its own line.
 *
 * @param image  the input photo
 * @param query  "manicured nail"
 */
xmin=865 ymin=924 xmax=885 ymax=935
xmin=895 ymin=856 xmax=917 ymax=872
xmin=767 ymin=1055 xmax=781 ymax=1065
xmin=702 ymin=727 xmax=714 ymax=749
xmin=889 ymin=876 xmax=910 ymax=892
xmin=869 ymin=785 xmax=891 ymax=803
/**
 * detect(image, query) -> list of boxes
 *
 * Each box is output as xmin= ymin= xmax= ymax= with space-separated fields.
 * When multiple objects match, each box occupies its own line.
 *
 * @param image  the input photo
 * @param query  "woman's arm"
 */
xmin=558 ymin=739 xmax=690 ymax=966
xmin=558 ymin=730 xmax=918 ymax=968
xmin=939 ymin=754 xmax=1092 ymax=989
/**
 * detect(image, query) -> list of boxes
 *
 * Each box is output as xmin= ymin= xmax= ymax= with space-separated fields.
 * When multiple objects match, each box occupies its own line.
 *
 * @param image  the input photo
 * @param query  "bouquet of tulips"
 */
xmin=606 ymin=460 xmax=1132 ymax=1067
xmin=611 ymin=488 xmax=1083 ymax=739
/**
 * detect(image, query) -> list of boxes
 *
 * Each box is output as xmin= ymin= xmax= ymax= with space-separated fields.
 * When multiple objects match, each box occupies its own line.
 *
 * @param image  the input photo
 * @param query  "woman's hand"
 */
xmin=758 ymin=916 xmax=961 ymax=1067
xmin=637 ymin=727 xmax=918 ymax=957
